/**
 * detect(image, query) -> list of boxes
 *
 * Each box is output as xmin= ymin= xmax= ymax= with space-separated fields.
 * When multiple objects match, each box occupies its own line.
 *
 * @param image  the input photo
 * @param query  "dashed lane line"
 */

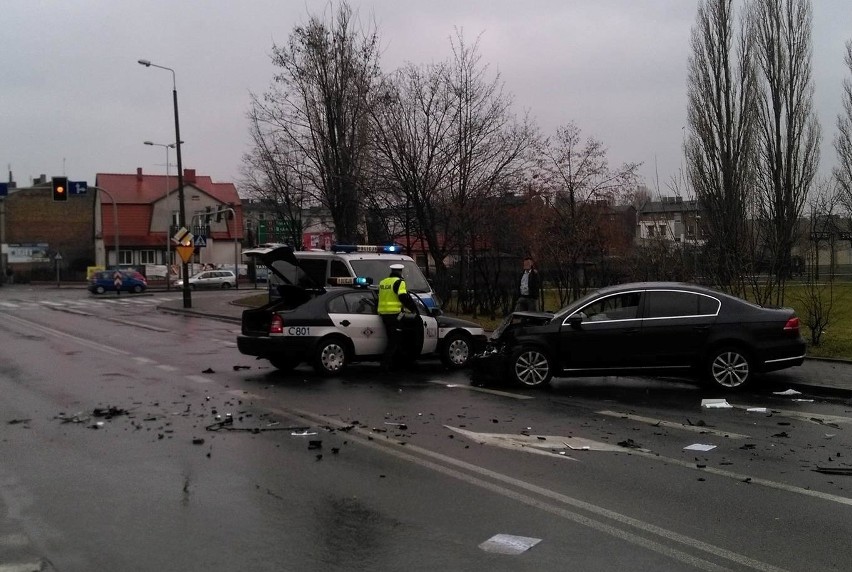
xmin=424 ymin=379 xmax=534 ymax=400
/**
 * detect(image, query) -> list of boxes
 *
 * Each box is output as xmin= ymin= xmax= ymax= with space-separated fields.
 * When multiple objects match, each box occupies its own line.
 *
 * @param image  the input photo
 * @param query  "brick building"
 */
xmin=1 ymin=178 xmax=96 ymax=282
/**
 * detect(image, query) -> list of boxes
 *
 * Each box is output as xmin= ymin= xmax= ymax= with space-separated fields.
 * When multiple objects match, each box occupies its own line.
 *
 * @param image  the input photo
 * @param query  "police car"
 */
xmin=237 ymin=245 xmax=486 ymax=374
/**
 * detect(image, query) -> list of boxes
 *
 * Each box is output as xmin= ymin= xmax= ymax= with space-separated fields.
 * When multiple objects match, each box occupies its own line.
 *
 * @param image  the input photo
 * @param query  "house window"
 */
xmin=647 ymin=225 xmax=655 ymax=237
xmin=658 ymin=225 xmax=667 ymax=236
xmin=140 ymin=250 xmax=157 ymax=264
xmin=119 ymin=250 xmax=133 ymax=265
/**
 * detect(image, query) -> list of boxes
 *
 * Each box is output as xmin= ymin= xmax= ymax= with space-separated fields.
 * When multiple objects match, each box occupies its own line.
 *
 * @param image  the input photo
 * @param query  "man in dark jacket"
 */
xmin=514 ymin=256 xmax=540 ymax=312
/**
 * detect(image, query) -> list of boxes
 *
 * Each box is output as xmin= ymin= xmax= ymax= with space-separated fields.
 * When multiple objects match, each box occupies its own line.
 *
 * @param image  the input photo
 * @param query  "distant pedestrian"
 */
xmin=113 ymin=270 xmax=123 ymax=295
xmin=514 ymin=256 xmax=540 ymax=312
xmin=5 ymin=266 xmax=13 ymax=285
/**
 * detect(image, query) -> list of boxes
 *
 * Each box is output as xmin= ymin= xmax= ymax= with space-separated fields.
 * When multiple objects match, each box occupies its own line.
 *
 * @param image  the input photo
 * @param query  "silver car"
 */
xmin=177 ymin=270 xmax=237 ymax=289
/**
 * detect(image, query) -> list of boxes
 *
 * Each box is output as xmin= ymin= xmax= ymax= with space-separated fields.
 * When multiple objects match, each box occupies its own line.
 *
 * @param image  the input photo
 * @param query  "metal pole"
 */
xmin=138 ymin=59 xmax=190 ymax=308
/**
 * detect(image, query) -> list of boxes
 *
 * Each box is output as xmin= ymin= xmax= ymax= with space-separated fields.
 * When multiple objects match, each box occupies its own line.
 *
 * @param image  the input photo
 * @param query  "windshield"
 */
xmin=350 ymin=259 xmax=431 ymax=292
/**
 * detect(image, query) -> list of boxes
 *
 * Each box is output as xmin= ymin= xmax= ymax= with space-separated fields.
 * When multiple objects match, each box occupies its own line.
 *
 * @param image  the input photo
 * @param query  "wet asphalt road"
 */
xmin=1 ymin=286 xmax=852 ymax=571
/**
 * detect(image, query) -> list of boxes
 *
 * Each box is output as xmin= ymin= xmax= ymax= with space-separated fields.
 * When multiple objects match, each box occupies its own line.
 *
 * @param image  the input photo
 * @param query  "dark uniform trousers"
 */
xmin=380 ymin=313 xmax=400 ymax=371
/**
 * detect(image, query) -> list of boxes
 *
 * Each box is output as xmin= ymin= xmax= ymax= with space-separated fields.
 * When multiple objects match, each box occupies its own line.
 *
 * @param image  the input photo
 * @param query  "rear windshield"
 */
xmin=349 ymin=259 xmax=430 ymax=292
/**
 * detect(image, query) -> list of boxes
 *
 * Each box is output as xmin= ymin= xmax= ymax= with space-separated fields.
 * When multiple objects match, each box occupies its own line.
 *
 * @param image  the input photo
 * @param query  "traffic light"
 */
xmin=52 ymin=176 xmax=68 ymax=202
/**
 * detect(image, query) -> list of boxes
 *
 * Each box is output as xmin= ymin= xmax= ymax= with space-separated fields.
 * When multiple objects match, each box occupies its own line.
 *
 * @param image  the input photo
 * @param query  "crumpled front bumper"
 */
xmin=468 ymin=344 xmax=509 ymax=383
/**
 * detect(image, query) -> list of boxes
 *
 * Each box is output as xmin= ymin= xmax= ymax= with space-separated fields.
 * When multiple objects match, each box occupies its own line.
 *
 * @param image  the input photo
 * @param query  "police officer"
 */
xmin=378 ymin=263 xmax=416 ymax=372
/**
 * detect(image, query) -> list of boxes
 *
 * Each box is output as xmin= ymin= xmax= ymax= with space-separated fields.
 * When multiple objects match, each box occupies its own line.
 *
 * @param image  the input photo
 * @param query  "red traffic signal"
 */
xmin=52 ymin=176 xmax=68 ymax=202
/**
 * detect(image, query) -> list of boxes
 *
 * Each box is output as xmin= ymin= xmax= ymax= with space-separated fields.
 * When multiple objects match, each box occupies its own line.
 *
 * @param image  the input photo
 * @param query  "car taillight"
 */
xmin=269 ymin=314 xmax=283 ymax=334
xmin=783 ymin=317 xmax=800 ymax=332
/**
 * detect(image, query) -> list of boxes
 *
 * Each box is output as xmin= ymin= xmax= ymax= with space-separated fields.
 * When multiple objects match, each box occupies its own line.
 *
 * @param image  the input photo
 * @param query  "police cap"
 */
xmin=389 ymin=264 xmax=405 ymax=271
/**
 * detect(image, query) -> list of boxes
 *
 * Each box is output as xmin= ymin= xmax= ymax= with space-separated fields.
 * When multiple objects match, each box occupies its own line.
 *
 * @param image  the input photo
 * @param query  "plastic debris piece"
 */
xmin=684 ymin=443 xmax=717 ymax=452
xmin=291 ymin=430 xmax=318 ymax=436
xmin=192 ymin=437 xmax=205 ymax=445
xmin=701 ymin=399 xmax=732 ymax=409
xmin=308 ymin=440 xmax=322 ymax=450
xmin=792 ymin=399 xmax=814 ymax=402
xmin=202 ymin=368 xmax=215 ymax=374
xmin=773 ymin=389 xmax=802 ymax=396
xmin=747 ymin=407 xmax=768 ymax=413
xmin=617 ymin=439 xmax=642 ymax=449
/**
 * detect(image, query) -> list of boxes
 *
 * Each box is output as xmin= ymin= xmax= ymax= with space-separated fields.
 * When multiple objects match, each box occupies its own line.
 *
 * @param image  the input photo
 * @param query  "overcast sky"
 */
xmin=2 ymin=1 xmax=850 ymax=197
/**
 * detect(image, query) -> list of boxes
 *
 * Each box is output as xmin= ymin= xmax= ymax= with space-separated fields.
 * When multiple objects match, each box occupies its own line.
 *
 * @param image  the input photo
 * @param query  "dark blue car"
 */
xmin=88 ymin=270 xmax=148 ymax=294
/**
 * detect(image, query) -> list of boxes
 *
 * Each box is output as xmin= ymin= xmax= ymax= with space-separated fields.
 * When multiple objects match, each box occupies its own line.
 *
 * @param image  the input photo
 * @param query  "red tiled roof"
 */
xmin=95 ymin=169 xmax=243 ymax=245
xmin=95 ymin=170 xmax=240 ymax=205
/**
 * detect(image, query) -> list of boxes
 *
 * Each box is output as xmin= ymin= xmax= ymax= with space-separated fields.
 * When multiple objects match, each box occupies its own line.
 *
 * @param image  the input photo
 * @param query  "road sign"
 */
xmin=176 ymin=245 xmax=195 ymax=263
xmin=193 ymin=235 xmax=207 ymax=247
xmin=70 ymin=181 xmax=88 ymax=195
xmin=173 ymin=227 xmax=193 ymax=246
xmin=0 ymin=183 xmax=7 ymax=197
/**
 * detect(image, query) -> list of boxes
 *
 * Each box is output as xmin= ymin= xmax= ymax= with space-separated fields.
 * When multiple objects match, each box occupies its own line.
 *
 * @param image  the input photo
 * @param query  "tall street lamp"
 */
xmin=138 ymin=58 xmax=191 ymax=308
xmin=144 ymin=140 xmax=181 ymax=291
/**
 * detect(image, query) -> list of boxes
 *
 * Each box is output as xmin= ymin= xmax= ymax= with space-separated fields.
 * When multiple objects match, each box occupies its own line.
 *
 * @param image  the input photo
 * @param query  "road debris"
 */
xmin=7 ymin=419 xmax=31 ymax=425
xmin=202 ymin=368 xmax=215 ymax=374
xmin=192 ymin=437 xmax=205 ymax=445
xmin=773 ymin=389 xmax=802 ymax=396
xmin=617 ymin=438 xmax=642 ymax=449
xmin=308 ymin=440 xmax=322 ymax=450
xmin=771 ymin=431 xmax=790 ymax=438
xmin=684 ymin=443 xmax=717 ymax=452
xmin=747 ymin=407 xmax=769 ymax=413
xmin=702 ymin=399 xmax=732 ymax=409
xmin=233 ymin=365 xmax=251 ymax=370
xmin=92 ymin=406 xmax=129 ymax=419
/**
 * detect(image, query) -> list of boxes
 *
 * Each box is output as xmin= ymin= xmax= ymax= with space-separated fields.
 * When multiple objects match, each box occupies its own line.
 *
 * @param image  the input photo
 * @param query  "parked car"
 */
xmin=88 ymin=270 xmax=148 ymax=294
xmin=176 ymin=270 xmax=237 ymax=289
xmin=243 ymin=243 xmax=441 ymax=308
xmin=471 ymin=282 xmax=807 ymax=390
xmin=237 ymin=246 xmax=486 ymax=374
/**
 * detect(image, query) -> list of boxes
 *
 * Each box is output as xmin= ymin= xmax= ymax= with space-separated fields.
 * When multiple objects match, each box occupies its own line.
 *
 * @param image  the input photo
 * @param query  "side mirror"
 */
xmin=568 ymin=315 xmax=583 ymax=329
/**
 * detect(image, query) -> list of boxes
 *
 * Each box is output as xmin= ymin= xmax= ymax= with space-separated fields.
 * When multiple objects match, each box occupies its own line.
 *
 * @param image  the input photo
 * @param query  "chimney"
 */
xmin=184 ymin=168 xmax=196 ymax=184
xmin=137 ymin=167 xmax=143 ymax=181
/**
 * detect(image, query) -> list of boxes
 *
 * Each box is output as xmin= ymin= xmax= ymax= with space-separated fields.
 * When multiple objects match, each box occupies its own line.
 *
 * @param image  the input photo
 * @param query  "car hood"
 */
xmin=490 ymin=310 xmax=554 ymax=340
xmin=435 ymin=315 xmax=484 ymax=331
xmin=242 ymin=244 xmax=299 ymax=286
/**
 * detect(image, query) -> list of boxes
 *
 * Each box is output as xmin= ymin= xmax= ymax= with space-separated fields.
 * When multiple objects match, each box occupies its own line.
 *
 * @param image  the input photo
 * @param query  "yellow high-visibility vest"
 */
xmin=378 ymin=276 xmax=407 ymax=314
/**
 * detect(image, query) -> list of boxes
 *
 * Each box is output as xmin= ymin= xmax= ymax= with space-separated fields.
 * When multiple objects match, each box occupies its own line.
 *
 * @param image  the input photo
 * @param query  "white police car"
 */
xmin=237 ymin=245 xmax=485 ymax=374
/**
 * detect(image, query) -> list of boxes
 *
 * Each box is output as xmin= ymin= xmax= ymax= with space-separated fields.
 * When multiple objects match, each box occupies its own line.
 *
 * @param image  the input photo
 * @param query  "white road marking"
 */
xmin=186 ymin=375 xmax=214 ymax=384
xmin=731 ymin=403 xmax=852 ymax=425
xmin=156 ymin=364 xmax=179 ymax=372
xmin=133 ymin=357 xmax=155 ymax=364
xmin=279 ymin=406 xmax=788 ymax=572
xmin=597 ymin=410 xmax=749 ymax=439
xmin=425 ymin=379 xmax=534 ymax=400
xmin=0 ymin=302 xmax=17 ymax=308
xmin=0 ymin=534 xmax=29 ymax=548
xmin=445 ymin=426 xmax=624 ymax=459
xmin=0 ymin=563 xmax=45 ymax=572
xmin=0 ymin=313 xmax=129 ymax=356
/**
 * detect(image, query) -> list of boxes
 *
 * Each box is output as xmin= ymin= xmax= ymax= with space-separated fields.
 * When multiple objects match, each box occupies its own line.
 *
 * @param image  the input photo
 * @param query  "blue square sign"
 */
xmin=69 ymin=181 xmax=88 ymax=195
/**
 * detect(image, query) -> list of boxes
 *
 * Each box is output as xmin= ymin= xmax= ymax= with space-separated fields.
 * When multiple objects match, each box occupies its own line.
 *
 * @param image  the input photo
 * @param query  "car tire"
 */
xmin=221 ymin=282 xmax=232 ymax=289
xmin=269 ymin=357 xmax=300 ymax=372
xmin=95 ymin=286 xmax=105 ymax=294
xmin=440 ymin=331 xmax=472 ymax=369
xmin=313 ymin=337 xmax=348 ymax=375
xmin=705 ymin=346 xmax=752 ymax=390
xmin=509 ymin=347 xmax=553 ymax=388
xmin=132 ymin=285 xmax=143 ymax=294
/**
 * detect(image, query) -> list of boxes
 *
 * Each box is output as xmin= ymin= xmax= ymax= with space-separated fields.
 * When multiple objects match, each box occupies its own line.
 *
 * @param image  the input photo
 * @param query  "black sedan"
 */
xmin=471 ymin=282 xmax=807 ymax=390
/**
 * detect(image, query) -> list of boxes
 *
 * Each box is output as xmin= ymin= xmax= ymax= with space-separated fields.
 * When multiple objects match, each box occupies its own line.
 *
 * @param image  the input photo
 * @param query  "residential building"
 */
xmin=95 ymin=168 xmax=243 ymax=274
xmin=637 ymin=196 xmax=705 ymax=245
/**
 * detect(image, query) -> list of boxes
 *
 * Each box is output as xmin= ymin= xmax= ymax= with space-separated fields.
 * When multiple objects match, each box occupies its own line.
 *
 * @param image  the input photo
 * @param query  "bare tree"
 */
xmin=685 ymin=0 xmax=758 ymax=296
xmin=368 ymin=61 xmax=456 ymax=275
xmin=240 ymin=108 xmax=311 ymax=246
xmin=749 ymin=0 xmax=820 ymax=305
xmin=835 ymin=40 xmax=852 ymax=217
xmin=442 ymin=32 xmax=537 ymax=298
xmin=247 ymin=1 xmax=381 ymax=243
xmin=541 ymin=122 xmax=640 ymax=299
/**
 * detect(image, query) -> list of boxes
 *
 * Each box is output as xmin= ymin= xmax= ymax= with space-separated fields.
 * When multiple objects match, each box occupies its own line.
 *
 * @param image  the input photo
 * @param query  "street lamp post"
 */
xmin=138 ymin=58 xmax=191 ymax=308
xmin=91 ymin=186 xmax=119 ymax=272
xmin=144 ymin=140 xmax=180 ymax=291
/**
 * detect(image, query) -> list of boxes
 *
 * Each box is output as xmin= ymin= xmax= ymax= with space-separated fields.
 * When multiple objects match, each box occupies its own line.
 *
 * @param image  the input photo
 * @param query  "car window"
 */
xmin=645 ymin=290 xmax=718 ymax=318
xmin=349 ymin=259 xmax=430 ymax=292
xmin=344 ymin=292 xmax=376 ymax=314
xmin=327 ymin=294 xmax=348 ymax=314
xmin=330 ymin=260 xmax=350 ymax=278
xmin=579 ymin=292 xmax=641 ymax=321
xmin=299 ymin=259 xmax=328 ymax=287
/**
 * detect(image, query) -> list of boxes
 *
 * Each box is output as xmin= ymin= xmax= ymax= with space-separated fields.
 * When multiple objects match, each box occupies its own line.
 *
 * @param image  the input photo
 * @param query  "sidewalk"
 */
xmin=157 ymin=290 xmax=852 ymax=398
